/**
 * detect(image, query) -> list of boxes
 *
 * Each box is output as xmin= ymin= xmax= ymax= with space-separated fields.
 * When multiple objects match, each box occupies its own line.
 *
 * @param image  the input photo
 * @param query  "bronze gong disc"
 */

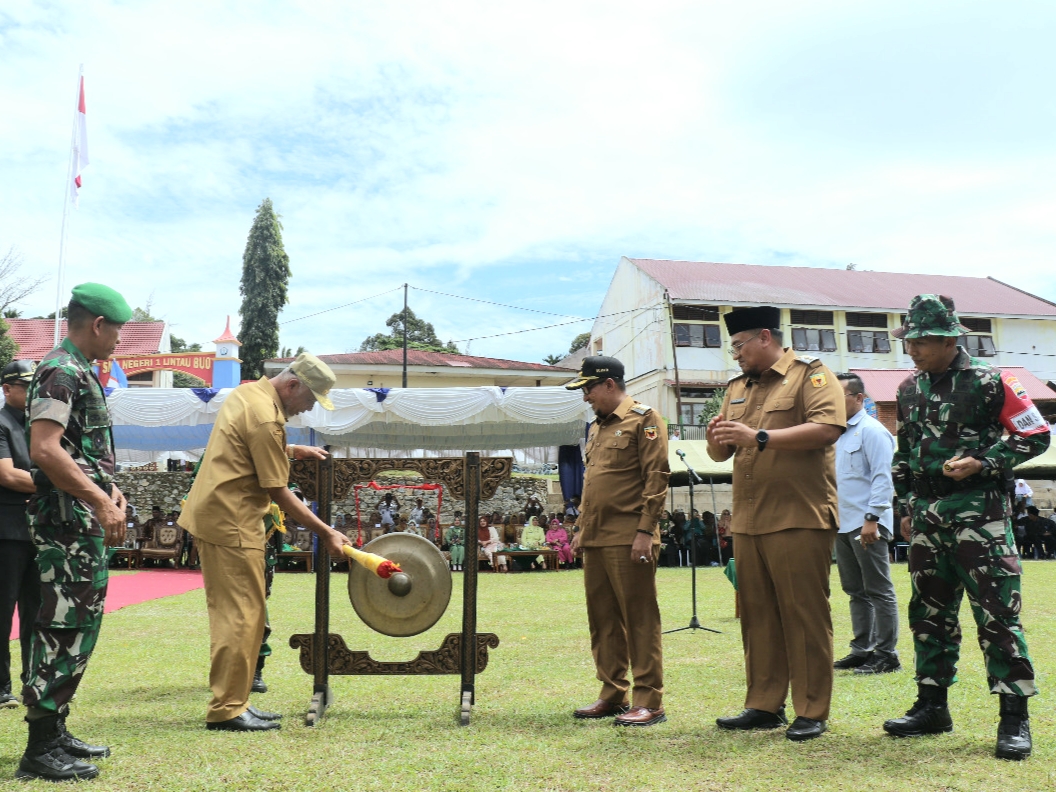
xmin=348 ymin=533 xmax=452 ymax=637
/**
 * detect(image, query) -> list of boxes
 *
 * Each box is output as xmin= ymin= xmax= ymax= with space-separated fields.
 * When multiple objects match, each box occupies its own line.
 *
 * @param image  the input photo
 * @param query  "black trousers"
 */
xmin=0 ymin=539 xmax=40 ymax=690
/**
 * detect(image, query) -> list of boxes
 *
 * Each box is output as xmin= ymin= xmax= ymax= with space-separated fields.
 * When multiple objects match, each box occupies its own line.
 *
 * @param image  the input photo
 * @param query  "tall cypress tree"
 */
xmin=238 ymin=198 xmax=290 ymax=379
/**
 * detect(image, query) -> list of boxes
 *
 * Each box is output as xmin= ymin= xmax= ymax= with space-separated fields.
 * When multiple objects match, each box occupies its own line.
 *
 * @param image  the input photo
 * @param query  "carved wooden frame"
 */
xmin=288 ymin=454 xmax=511 ymax=726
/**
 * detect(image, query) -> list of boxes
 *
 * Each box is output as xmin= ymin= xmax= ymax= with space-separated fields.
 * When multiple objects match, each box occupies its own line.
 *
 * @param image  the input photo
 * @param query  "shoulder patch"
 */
xmin=809 ymin=372 xmax=828 ymax=388
xmin=630 ymin=403 xmax=651 ymax=415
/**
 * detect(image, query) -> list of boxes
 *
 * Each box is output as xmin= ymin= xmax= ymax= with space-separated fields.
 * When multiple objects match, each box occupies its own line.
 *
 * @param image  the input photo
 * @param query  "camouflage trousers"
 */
xmin=908 ymin=516 xmax=1034 ymax=695
xmin=22 ymin=503 xmax=108 ymax=713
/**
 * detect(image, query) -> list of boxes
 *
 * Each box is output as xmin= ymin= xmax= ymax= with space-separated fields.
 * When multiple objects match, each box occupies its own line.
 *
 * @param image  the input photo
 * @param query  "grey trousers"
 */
xmin=834 ymin=527 xmax=900 ymax=659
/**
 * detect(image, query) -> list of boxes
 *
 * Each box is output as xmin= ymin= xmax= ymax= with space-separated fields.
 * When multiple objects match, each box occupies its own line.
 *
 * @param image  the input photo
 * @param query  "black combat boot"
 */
xmin=252 ymin=655 xmax=268 ymax=693
xmin=995 ymin=694 xmax=1031 ymax=760
xmin=15 ymin=713 xmax=99 ymax=781
xmin=883 ymin=684 xmax=953 ymax=737
xmin=57 ymin=704 xmax=111 ymax=758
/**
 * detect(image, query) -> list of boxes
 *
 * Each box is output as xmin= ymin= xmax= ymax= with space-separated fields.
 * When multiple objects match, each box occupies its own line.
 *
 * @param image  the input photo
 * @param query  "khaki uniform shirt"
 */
xmin=181 ymin=377 xmax=290 ymax=549
xmin=578 ymin=395 xmax=670 ymax=547
xmin=712 ymin=347 xmax=845 ymax=535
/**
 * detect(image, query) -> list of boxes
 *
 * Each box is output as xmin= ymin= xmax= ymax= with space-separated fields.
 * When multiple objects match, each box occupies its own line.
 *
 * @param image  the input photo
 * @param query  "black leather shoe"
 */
xmin=206 ymin=711 xmax=280 ymax=731
xmin=57 ymin=707 xmax=111 ymax=758
xmin=251 ymin=673 xmax=268 ymax=693
xmin=855 ymin=655 xmax=902 ymax=675
xmin=996 ymin=694 xmax=1031 ymax=760
xmin=247 ymin=705 xmax=282 ymax=721
xmin=786 ymin=716 xmax=827 ymax=741
xmin=833 ymin=652 xmax=871 ymax=670
xmin=883 ymin=700 xmax=953 ymax=737
xmin=716 ymin=707 xmax=788 ymax=730
xmin=16 ymin=714 xmax=99 ymax=782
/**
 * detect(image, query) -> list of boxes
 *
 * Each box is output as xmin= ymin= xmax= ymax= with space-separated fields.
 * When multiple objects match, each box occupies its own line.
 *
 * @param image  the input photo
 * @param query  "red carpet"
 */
xmin=9 ymin=570 xmax=204 ymax=640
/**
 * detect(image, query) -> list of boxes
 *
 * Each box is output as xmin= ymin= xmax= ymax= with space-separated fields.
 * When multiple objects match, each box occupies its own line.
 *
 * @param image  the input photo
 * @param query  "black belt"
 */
xmin=910 ymin=474 xmax=992 ymax=499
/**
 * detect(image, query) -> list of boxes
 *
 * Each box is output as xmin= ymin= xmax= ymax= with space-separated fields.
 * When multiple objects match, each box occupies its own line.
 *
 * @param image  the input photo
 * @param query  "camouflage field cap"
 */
xmin=891 ymin=294 xmax=969 ymax=339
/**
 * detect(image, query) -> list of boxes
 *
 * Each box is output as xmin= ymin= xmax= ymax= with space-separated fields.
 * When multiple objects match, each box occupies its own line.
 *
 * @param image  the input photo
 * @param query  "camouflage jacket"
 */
xmin=26 ymin=337 xmax=116 ymax=490
xmin=894 ymin=348 xmax=1049 ymax=524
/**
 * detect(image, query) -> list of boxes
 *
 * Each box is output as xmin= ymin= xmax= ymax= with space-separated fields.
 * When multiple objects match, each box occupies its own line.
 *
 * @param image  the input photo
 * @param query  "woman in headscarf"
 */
xmin=478 ymin=516 xmax=506 ymax=571
xmin=546 ymin=515 xmax=575 ymax=569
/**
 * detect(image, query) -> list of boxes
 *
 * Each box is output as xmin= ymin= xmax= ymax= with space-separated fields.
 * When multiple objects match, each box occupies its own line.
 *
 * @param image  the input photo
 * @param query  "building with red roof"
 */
xmin=7 ymin=318 xmax=170 ymax=387
xmin=589 ymin=257 xmax=1056 ymax=428
xmin=263 ymin=348 xmax=574 ymax=389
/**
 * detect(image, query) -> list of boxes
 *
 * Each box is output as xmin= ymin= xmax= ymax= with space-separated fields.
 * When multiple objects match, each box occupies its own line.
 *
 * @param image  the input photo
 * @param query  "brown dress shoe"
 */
xmin=614 ymin=706 xmax=667 ymax=727
xmin=573 ymin=699 xmax=630 ymax=719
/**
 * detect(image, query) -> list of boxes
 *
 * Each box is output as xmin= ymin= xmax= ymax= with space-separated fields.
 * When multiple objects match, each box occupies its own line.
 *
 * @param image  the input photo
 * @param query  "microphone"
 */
xmin=676 ymin=449 xmax=686 ymax=459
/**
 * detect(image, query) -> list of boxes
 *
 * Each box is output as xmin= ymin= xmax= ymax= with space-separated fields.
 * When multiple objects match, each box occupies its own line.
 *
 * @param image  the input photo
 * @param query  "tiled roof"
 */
xmin=852 ymin=367 xmax=1056 ymax=403
xmin=7 ymin=319 xmax=166 ymax=361
xmin=269 ymin=349 xmax=574 ymax=372
xmin=630 ymin=259 xmax=1056 ymax=317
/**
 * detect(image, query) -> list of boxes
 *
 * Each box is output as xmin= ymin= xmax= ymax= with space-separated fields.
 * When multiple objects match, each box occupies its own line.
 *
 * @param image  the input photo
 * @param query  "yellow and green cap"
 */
xmin=291 ymin=352 xmax=336 ymax=410
xmin=891 ymin=294 xmax=968 ymax=340
xmin=70 ymin=282 xmax=132 ymax=324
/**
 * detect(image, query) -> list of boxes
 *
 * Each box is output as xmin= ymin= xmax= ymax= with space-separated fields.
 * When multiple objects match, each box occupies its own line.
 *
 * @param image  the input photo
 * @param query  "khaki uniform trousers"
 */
xmin=583 ymin=545 xmax=663 ymax=710
xmin=197 ymin=539 xmax=266 ymax=722
xmin=736 ymin=529 xmax=835 ymax=721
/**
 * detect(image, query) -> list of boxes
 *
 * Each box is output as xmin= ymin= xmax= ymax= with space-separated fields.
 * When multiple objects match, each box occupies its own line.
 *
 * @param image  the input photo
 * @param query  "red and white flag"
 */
xmin=70 ymin=76 xmax=89 ymax=205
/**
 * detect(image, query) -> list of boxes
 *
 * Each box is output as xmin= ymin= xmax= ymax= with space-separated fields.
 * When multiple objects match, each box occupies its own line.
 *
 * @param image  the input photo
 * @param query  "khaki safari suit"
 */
xmin=579 ymin=395 xmax=670 ymax=709
xmin=714 ymin=347 xmax=845 ymax=721
xmin=181 ymin=378 xmax=291 ymax=723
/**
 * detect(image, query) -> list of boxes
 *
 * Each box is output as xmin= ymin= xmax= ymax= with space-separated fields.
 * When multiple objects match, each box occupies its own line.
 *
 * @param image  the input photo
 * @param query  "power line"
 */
xmin=411 ymin=286 xmax=587 ymax=320
xmin=448 ymin=305 xmax=660 ymax=344
xmin=281 ymin=286 xmax=403 ymax=325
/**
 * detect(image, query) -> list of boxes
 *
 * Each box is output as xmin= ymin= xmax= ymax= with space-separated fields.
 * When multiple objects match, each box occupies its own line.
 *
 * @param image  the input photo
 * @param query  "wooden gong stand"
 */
xmin=288 ymin=452 xmax=511 ymax=726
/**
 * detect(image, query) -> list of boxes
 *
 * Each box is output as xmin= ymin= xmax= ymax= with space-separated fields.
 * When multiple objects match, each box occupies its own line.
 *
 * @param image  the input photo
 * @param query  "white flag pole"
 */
xmin=54 ymin=64 xmax=84 ymax=346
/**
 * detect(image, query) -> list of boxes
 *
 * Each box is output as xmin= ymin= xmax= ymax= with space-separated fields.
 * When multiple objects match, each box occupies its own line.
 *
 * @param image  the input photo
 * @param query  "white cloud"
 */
xmin=3 ymin=0 xmax=1056 ymax=364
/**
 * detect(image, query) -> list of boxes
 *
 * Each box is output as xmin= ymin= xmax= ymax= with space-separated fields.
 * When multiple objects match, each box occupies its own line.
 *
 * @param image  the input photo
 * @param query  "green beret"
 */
xmin=70 ymin=282 xmax=132 ymax=324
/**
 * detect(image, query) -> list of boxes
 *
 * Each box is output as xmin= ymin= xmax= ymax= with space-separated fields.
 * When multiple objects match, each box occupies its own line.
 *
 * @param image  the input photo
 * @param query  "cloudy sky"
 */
xmin=3 ymin=1 xmax=1055 ymax=364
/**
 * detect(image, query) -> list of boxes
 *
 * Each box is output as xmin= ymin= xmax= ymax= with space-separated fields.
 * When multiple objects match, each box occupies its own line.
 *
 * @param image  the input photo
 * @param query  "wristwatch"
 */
xmin=977 ymin=458 xmax=996 ymax=478
xmin=756 ymin=430 xmax=769 ymax=452
xmin=864 ymin=512 xmax=880 ymax=522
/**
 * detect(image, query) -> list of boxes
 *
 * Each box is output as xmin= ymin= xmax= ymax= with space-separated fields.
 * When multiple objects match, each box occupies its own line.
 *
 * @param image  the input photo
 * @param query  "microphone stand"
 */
xmin=664 ymin=451 xmax=720 ymax=635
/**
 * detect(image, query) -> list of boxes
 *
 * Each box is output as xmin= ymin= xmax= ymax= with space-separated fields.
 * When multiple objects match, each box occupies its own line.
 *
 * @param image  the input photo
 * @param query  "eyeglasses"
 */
xmin=727 ymin=332 xmax=761 ymax=356
xmin=583 ymin=379 xmax=607 ymax=394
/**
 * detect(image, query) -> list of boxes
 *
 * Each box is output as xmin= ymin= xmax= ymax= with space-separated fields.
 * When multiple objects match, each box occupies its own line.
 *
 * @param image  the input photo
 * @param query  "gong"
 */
xmin=349 ymin=533 xmax=452 ymax=637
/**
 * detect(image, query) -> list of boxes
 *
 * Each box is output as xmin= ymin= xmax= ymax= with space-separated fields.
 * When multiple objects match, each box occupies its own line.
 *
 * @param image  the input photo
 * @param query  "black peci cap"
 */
xmin=565 ymin=356 xmax=625 ymax=390
xmin=723 ymin=306 xmax=781 ymax=336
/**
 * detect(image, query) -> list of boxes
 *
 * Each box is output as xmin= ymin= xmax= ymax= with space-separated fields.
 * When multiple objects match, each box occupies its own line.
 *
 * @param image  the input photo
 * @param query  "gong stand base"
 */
xmin=290 ymin=632 xmax=500 ymax=676
xmin=305 ymin=685 xmax=332 ymax=728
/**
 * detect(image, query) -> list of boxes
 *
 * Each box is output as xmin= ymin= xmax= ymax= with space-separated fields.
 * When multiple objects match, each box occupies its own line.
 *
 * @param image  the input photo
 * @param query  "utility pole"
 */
xmin=402 ymin=283 xmax=409 ymax=388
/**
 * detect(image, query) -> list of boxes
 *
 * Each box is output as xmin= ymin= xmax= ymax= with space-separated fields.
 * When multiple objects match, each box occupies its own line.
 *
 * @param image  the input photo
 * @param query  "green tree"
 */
xmin=696 ymin=388 xmax=727 ymax=425
xmin=569 ymin=332 xmax=590 ymax=355
xmin=169 ymin=334 xmax=205 ymax=388
xmin=359 ymin=308 xmax=458 ymax=353
xmin=542 ymin=353 xmax=564 ymax=365
xmin=0 ymin=317 xmax=18 ymax=370
xmin=280 ymin=345 xmax=306 ymax=358
xmin=3 ymin=309 xmax=21 ymax=319
xmin=238 ymin=198 xmax=290 ymax=379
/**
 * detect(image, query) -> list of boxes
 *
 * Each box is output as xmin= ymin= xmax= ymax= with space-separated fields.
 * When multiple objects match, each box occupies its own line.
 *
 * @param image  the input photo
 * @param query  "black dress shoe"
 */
xmin=855 ymin=655 xmax=901 ymax=675
xmin=206 ymin=711 xmax=280 ymax=731
xmin=833 ymin=652 xmax=872 ymax=670
xmin=247 ymin=705 xmax=282 ymax=721
xmin=716 ymin=707 xmax=788 ymax=730
xmin=786 ymin=716 xmax=827 ymax=741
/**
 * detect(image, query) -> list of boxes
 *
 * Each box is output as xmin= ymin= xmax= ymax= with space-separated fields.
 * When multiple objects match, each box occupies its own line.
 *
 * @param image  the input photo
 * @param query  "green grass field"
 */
xmin=2 ymin=560 xmax=1056 ymax=791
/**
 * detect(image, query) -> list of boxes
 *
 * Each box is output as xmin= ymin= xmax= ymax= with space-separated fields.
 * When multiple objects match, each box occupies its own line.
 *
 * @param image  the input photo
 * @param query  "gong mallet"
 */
xmin=342 ymin=545 xmax=403 ymax=579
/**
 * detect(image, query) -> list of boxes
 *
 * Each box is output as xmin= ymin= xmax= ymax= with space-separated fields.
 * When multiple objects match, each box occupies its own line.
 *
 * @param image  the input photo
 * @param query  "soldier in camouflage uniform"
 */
xmin=883 ymin=294 xmax=1048 ymax=762
xmin=16 ymin=284 xmax=132 ymax=782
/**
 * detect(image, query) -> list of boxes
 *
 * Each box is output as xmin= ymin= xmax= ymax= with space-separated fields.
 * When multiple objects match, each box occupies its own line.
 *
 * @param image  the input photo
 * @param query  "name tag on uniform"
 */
xmin=730 ymin=398 xmax=746 ymax=405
